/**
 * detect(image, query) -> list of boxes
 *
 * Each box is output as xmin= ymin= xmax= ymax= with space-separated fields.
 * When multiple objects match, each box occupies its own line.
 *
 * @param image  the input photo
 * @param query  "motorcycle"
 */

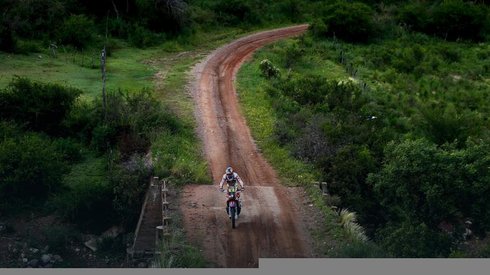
xmin=221 ymin=185 xmax=243 ymax=229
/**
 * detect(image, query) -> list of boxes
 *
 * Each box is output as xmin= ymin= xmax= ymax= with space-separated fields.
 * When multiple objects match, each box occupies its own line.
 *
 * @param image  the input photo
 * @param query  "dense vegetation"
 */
xmin=238 ymin=0 xmax=490 ymax=258
xmin=0 ymin=78 xmax=183 ymax=231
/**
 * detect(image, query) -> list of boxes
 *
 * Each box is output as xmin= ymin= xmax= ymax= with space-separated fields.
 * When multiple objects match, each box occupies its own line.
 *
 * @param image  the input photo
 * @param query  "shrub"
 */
xmin=92 ymin=89 xmax=181 ymax=155
xmin=53 ymin=138 xmax=84 ymax=163
xmin=378 ymin=222 xmax=453 ymax=257
xmin=2 ymin=0 xmax=67 ymax=39
xmin=396 ymin=2 xmax=430 ymax=32
xmin=418 ymin=103 xmax=483 ymax=146
xmin=397 ymin=1 xmax=490 ymax=42
xmin=333 ymin=240 xmax=387 ymax=258
xmin=212 ymin=0 xmax=260 ymax=26
xmin=0 ymin=133 xmax=67 ymax=212
xmin=259 ymin=59 xmax=281 ymax=79
xmin=282 ymin=40 xmax=303 ymax=68
xmin=309 ymin=19 xmax=327 ymax=38
xmin=128 ymin=23 xmax=163 ymax=48
xmin=50 ymin=157 xmax=116 ymax=233
xmin=320 ymin=2 xmax=377 ymax=43
xmin=0 ymin=77 xmax=81 ymax=135
xmin=58 ymin=14 xmax=96 ymax=49
xmin=111 ymin=155 xmax=151 ymax=229
xmin=429 ymin=0 xmax=489 ymax=41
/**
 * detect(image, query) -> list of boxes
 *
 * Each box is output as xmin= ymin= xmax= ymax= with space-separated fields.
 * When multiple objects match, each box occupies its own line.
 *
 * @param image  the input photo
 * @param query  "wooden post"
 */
xmin=101 ymin=47 xmax=107 ymax=121
xmin=321 ymin=182 xmax=329 ymax=195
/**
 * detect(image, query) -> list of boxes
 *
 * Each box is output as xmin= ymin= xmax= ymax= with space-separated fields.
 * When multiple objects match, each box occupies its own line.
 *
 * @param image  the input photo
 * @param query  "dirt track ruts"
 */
xmin=182 ymin=25 xmax=312 ymax=268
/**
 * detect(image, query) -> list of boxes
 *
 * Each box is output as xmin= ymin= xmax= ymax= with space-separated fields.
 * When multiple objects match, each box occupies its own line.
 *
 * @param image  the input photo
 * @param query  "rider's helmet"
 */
xmin=225 ymin=166 xmax=235 ymax=182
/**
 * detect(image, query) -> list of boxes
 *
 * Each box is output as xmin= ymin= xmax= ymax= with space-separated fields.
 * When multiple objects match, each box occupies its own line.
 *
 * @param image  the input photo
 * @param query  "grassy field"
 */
xmin=0 ymin=47 xmax=156 ymax=101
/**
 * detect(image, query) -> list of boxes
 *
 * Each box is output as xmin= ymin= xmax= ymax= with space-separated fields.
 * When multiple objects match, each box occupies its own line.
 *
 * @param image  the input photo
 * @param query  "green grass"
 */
xmin=62 ymin=154 xmax=108 ymax=188
xmin=0 ymin=46 xmax=157 ymax=101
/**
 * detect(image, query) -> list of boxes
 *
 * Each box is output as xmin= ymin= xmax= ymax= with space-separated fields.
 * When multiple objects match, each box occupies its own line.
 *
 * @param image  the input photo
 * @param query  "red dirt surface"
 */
xmin=182 ymin=25 xmax=315 ymax=268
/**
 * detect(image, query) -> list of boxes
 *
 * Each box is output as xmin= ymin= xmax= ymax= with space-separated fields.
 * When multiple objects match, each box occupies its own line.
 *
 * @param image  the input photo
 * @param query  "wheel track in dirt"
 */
xmin=182 ymin=25 xmax=312 ymax=268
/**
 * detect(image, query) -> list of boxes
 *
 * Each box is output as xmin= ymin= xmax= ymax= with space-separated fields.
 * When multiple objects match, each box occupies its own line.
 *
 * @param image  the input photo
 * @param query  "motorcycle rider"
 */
xmin=219 ymin=166 xmax=244 ymax=218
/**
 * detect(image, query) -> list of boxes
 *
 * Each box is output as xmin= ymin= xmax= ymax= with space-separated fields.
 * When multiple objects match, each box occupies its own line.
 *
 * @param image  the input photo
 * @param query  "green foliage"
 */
xmin=0 ymin=133 xmax=67 ymax=212
xmin=370 ymin=138 xmax=490 ymax=240
xmin=58 ymin=14 xmax=96 ymax=49
xmin=94 ymin=89 xmax=182 ymax=156
xmin=397 ymin=1 xmax=490 ymax=42
xmin=49 ymin=156 xmax=116 ymax=233
xmin=317 ymin=1 xmax=377 ymax=43
xmin=1 ymin=0 xmax=67 ymax=39
xmin=417 ymin=102 xmax=483 ymax=146
xmin=259 ymin=59 xmax=281 ymax=79
xmin=111 ymin=155 xmax=152 ymax=229
xmin=211 ymin=0 xmax=260 ymax=26
xmin=333 ymin=240 xmax=387 ymax=258
xmin=52 ymin=138 xmax=84 ymax=163
xmin=153 ymin=219 xmax=208 ymax=268
xmin=128 ymin=23 xmax=165 ymax=48
xmin=378 ymin=221 xmax=453 ymax=257
xmin=0 ymin=77 xmax=81 ymax=135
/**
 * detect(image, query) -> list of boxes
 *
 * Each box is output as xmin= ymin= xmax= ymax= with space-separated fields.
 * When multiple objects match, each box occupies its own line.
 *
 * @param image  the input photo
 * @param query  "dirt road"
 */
xmin=182 ymin=25 xmax=313 ymax=268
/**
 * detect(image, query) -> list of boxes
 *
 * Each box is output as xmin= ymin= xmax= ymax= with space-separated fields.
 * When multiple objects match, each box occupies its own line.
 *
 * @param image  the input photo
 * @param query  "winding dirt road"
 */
xmin=181 ymin=25 xmax=313 ymax=268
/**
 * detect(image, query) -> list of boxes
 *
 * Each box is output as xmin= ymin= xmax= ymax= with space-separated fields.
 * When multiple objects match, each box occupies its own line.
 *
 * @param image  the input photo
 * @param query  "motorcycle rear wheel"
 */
xmin=230 ymin=207 xmax=236 ymax=229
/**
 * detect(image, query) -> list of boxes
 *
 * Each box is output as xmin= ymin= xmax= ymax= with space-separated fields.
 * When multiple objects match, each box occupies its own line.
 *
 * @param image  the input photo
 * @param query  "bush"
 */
xmin=309 ymin=19 xmax=327 ymax=39
xmin=0 ymin=133 xmax=67 ymax=212
xmin=50 ymin=157 xmax=116 ymax=233
xmin=58 ymin=15 xmax=96 ymax=49
xmin=2 ymin=0 xmax=67 ymax=40
xmin=92 ymin=89 xmax=181 ymax=156
xmin=333 ymin=240 xmax=388 ymax=258
xmin=396 ymin=2 xmax=430 ymax=32
xmin=0 ymin=77 xmax=81 ymax=135
xmin=418 ymin=103 xmax=483 ymax=146
xmin=259 ymin=59 xmax=281 ymax=79
xmin=212 ymin=0 xmax=260 ymax=26
xmin=111 ymin=155 xmax=152 ymax=229
xmin=429 ymin=0 xmax=489 ymax=41
xmin=128 ymin=23 xmax=164 ymax=48
xmin=378 ymin=222 xmax=453 ymax=257
xmin=53 ymin=138 xmax=84 ymax=163
xmin=319 ymin=2 xmax=377 ymax=43
xmin=397 ymin=1 xmax=490 ymax=42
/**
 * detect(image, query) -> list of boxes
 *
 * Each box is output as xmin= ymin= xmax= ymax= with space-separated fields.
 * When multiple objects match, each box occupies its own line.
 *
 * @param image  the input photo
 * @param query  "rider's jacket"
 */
xmin=219 ymin=172 xmax=244 ymax=189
